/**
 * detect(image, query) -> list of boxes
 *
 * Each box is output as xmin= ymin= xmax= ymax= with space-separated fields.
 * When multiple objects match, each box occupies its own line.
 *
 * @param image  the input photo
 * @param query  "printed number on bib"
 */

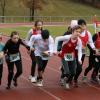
xmin=0 ymin=59 xmax=3 ymax=64
xmin=82 ymin=48 xmax=86 ymax=54
xmin=10 ymin=53 xmax=20 ymax=62
xmin=64 ymin=53 xmax=74 ymax=61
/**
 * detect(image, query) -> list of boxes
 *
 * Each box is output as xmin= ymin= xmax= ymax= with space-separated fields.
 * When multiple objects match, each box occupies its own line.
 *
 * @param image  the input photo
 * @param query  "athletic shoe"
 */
xmin=13 ymin=78 xmax=18 ymax=87
xmin=6 ymin=84 xmax=11 ymax=90
xmin=60 ymin=78 xmax=64 ymax=86
xmin=31 ymin=76 xmax=37 ymax=83
xmin=65 ymin=83 xmax=70 ymax=89
xmin=82 ymin=76 xmax=87 ymax=83
xmin=36 ymin=80 xmax=43 ymax=87
xmin=73 ymin=80 xmax=78 ymax=87
xmin=28 ymin=75 xmax=32 ymax=80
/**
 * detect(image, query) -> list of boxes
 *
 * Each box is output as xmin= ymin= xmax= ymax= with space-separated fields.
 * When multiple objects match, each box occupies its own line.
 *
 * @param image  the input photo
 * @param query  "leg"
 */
xmin=6 ymin=62 xmax=14 ymax=89
xmin=0 ymin=64 xmax=3 ymax=85
xmin=36 ymin=56 xmax=48 ymax=86
xmin=84 ymin=55 xmax=94 ymax=76
xmin=13 ymin=60 xmax=22 ymax=86
xmin=91 ymin=57 xmax=100 ymax=81
xmin=67 ymin=60 xmax=76 ymax=83
xmin=30 ymin=51 xmax=36 ymax=77
xmin=74 ymin=54 xmax=85 ymax=83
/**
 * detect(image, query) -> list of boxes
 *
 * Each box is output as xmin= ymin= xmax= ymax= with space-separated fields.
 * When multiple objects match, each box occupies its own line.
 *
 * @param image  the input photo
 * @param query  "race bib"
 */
xmin=64 ymin=53 xmax=74 ymax=61
xmin=10 ymin=53 xmax=20 ymax=62
xmin=41 ymin=52 xmax=49 ymax=60
xmin=82 ymin=48 xmax=86 ymax=54
xmin=0 ymin=59 xmax=3 ymax=64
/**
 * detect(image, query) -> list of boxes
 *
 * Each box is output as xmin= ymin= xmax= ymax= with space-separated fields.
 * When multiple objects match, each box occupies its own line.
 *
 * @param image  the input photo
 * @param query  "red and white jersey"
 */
xmin=79 ymin=31 xmax=88 ymax=48
xmin=79 ymin=30 xmax=95 ymax=49
xmin=59 ymin=38 xmax=78 ymax=58
xmin=25 ymin=27 xmax=42 ymax=44
xmin=95 ymin=33 xmax=100 ymax=49
xmin=55 ymin=35 xmax=82 ymax=62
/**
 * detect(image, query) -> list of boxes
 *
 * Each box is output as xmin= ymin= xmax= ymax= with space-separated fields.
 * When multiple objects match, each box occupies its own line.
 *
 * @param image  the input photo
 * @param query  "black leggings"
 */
xmin=30 ymin=51 xmax=36 ymax=76
xmin=7 ymin=60 xmax=22 ymax=86
xmin=36 ymin=56 xmax=48 ymax=72
xmin=74 ymin=54 xmax=85 ymax=82
xmin=0 ymin=64 xmax=3 ymax=81
xmin=84 ymin=55 xmax=94 ymax=76
xmin=91 ymin=57 xmax=100 ymax=79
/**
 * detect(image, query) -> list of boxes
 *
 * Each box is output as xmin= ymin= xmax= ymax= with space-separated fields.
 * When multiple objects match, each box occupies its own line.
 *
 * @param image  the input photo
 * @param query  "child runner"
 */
xmin=0 ymin=34 xmax=5 ymax=85
xmin=83 ymin=32 xmax=100 ymax=83
xmin=54 ymin=25 xmax=82 ymax=89
xmin=25 ymin=20 xmax=43 ymax=83
xmin=74 ymin=19 xmax=96 ymax=87
xmin=57 ymin=20 xmax=78 ymax=85
xmin=28 ymin=30 xmax=54 ymax=86
xmin=4 ymin=31 xmax=29 ymax=89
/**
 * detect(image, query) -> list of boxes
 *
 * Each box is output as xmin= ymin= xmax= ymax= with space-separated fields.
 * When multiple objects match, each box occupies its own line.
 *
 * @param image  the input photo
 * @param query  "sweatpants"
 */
xmin=62 ymin=58 xmax=76 ymax=83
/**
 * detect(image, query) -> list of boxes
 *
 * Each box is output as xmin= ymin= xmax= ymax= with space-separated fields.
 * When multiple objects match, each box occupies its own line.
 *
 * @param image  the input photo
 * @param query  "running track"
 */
xmin=0 ymin=24 xmax=100 ymax=100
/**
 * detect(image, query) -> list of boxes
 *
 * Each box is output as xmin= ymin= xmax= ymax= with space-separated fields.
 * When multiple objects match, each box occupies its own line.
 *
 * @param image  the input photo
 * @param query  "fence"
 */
xmin=0 ymin=16 xmax=100 ymax=25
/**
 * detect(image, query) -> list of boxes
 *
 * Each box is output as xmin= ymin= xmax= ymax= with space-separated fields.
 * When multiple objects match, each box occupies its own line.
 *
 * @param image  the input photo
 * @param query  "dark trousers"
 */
xmin=62 ymin=58 xmax=76 ymax=83
xmin=91 ymin=56 xmax=100 ymax=79
xmin=30 ymin=51 xmax=36 ymax=76
xmin=36 ymin=56 xmax=48 ymax=72
xmin=35 ymin=56 xmax=48 ymax=80
xmin=74 ymin=54 xmax=85 ymax=82
xmin=0 ymin=64 xmax=3 ymax=80
xmin=84 ymin=55 xmax=94 ymax=76
xmin=7 ymin=60 xmax=22 ymax=86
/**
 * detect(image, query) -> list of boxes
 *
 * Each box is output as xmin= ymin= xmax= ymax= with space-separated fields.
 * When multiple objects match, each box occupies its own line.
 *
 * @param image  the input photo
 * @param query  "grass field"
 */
xmin=0 ymin=25 xmax=95 ymax=39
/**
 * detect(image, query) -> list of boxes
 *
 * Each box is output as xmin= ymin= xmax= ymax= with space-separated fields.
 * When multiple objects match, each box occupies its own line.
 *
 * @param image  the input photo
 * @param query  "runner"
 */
xmin=74 ymin=19 xmax=96 ymax=87
xmin=25 ymin=20 xmax=43 ymax=83
xmin=54 ymin=25 xmax=82 ymax=89
xmin=4 ymin=31 xmax=29 ymax=89
xmin=28 ymin=30 xmax=54 ymax=86
xmin=0 ymin=34 xmax=5 ymax=85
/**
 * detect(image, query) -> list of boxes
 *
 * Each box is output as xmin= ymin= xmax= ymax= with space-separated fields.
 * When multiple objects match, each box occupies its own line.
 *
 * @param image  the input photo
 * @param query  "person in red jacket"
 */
xmin=25 ymin=20 xmax=43 ymax=83
xmin=54 ymin=25 xmax=82 ymax=89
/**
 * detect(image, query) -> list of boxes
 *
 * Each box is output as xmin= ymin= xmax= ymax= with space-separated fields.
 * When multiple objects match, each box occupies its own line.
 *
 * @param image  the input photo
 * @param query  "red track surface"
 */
xmin=0 ymin=35 xmax=100 ymax=100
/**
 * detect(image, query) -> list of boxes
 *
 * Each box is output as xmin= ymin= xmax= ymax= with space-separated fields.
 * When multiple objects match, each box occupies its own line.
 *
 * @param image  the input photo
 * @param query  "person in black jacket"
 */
xmin=3 ymin=31 xmax=29 ymax=89
xmin=82 ymin=32 xmax=100 ymax=83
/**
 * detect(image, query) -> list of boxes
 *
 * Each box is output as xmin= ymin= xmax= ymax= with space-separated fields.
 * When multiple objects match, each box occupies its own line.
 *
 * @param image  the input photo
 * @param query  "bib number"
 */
xmin=82 ymin=48 xmax=86 ymax=54
xmin=0 ymin=59 xmax=3 ymax=64
xmin=10 ymin=53 xmax=20 ymax=62
xmin=64 ymin=53 xmax=74 ymax=61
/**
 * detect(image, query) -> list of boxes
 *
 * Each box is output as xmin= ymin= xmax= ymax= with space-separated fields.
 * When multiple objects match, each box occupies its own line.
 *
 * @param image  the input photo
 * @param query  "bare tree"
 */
xmin=21 ymin=0 xmax=45 ymax=21
xmin=0 ymin=0 xmax=7 ymax=23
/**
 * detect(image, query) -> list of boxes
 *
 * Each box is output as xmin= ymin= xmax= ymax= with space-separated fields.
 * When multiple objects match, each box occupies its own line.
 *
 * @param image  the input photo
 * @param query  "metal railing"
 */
xmin=0 ymin=16 xmax=100 ymax=24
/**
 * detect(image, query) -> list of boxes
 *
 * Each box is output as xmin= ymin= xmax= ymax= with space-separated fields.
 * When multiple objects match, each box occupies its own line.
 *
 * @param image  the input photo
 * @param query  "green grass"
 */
xmin=0 ymin=25 xmax=95 ymax=39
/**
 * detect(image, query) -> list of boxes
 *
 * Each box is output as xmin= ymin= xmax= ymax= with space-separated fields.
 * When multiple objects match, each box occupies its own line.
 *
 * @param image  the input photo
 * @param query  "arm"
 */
xmin=77 ymin=38 xmax=82 ymax=62
xmin=87 ymin=31 xmax=95 ymax=49
xmin=28 ymin=35 xmax=36 ymax=50
xmin=55 ymin=35 xmax=71 ymax=52
xmin=20 ymin=39 xmax=30 ymax=50
xmin=57 ymin=32 xmax=67 ymax=51
xmin=48 ymin=36 xmax=54 ymax=56
xmin=25 ymin=29 xmax=32 ymax=44
xmin=3 ymin=41 xmax=8 ymax=54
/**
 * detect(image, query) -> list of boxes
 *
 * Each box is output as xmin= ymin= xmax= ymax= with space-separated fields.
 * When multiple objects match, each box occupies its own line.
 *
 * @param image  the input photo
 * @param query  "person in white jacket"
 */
xmin=28 ymin=30 xmax=54 ymax=86
xmin=25 ymin=20 xmax=43 ymax=83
